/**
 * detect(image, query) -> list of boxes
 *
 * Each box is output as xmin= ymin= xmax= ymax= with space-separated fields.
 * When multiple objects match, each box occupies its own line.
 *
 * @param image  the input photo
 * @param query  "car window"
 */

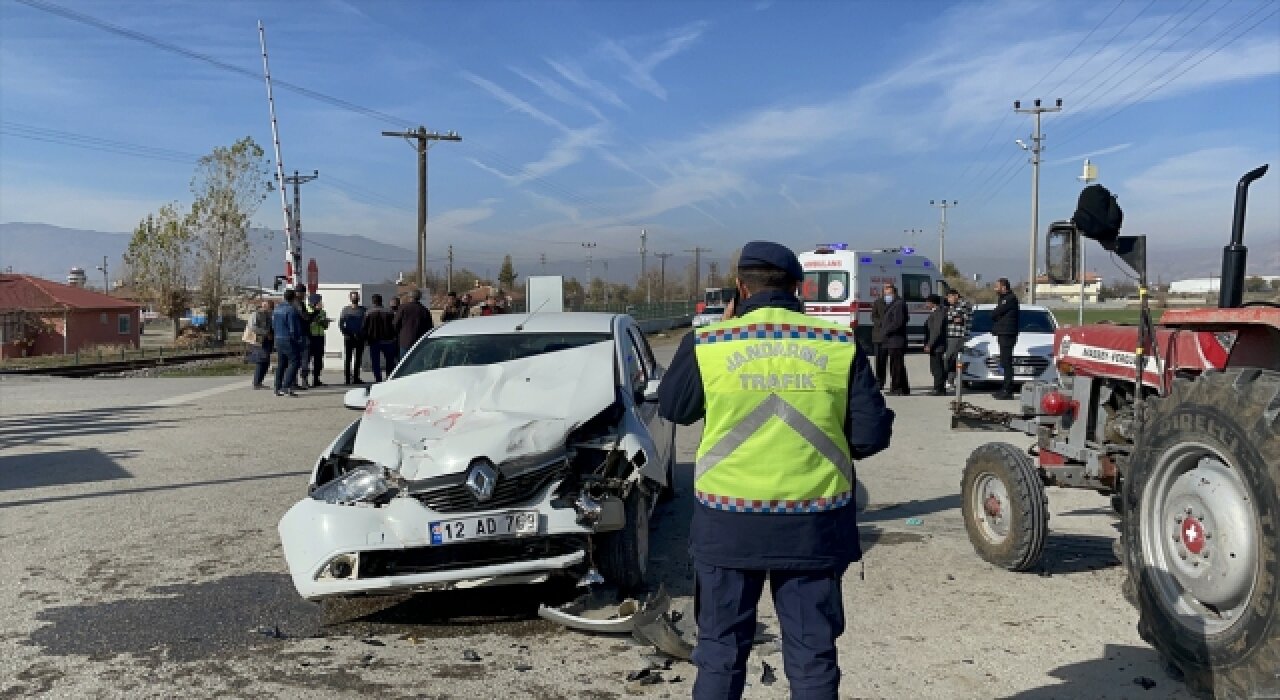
xmin=968 ymin=310 xmax=1057 ymax=335
xmin=392 ymin=332 xmax=611 ymax=379
xmin=800 ymin=271 xmax=849 ymax=302
xmin=701 ymin=306 xmax=725 ymax=316
xmin=628 ymin=325 xmax=658 ymax=378
xmin=619 ymin=329 xmax=647 ymax=390
xmin=901 ymin=274 xmax=934 ymax=302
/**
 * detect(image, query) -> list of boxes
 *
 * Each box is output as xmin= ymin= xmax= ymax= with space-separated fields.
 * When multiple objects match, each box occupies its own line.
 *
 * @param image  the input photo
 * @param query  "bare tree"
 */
xmin=188 ymin=137 xmax=271 ymax=340
xmin=124 ymin=203 xmax=192 ymax=340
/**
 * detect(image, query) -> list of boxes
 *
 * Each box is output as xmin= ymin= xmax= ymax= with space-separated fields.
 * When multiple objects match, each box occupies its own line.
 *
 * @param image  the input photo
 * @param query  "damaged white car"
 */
xmin=278 ymin=313 xmax=675 ymax=600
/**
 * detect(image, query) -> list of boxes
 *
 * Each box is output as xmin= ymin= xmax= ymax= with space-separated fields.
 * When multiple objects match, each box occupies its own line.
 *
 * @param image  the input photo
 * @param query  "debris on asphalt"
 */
xmin=946 ymin=574 xmax=956 ymax=581
xmin=905 ymin=517 xmax=924 ymax=526
xmin=253 ymin=625 xmax=285 ymax=639
xmin=361 ymin=653 xmax=375 ymax=665
xmin=361 ymin=638 xmax=385 ymax=646
xmin=626 ymin=668 xmax=652 ymax=682
xmin=538 ymin=592 xmax=641 ymax=633
xmin=462 ymin=649 xmax=482 ymax=662
xmin=761 ymin=661 xmax=777 ymax=685
xmin=514 ymin=663 xmax=534 ymax=672
xmin=1133 ymin=676 xmax=1157 ymax=690
xmin=632 ymin=589 xmax=694 ymax=661
xmin=668 ymin=675 xmax=683 ymax=683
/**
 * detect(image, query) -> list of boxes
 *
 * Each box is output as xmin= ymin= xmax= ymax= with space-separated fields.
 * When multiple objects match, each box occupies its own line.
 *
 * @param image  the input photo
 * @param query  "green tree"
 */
xmin=498 ymin=255 xmax=518 ymax=291
xmin=563 ymin=277 xmax=584 ymax=309
xmin=188 ymin=137 xmax=271 ymax=339
xmin=941 ymin=261 xmax=961 ymax=281
xmin=124 ymin=203 xmax=192 ymax=340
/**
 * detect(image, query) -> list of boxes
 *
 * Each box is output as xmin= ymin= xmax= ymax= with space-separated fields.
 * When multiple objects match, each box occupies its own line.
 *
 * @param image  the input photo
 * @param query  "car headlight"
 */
xmin=311 ymin=465 xmax=390 ymax=504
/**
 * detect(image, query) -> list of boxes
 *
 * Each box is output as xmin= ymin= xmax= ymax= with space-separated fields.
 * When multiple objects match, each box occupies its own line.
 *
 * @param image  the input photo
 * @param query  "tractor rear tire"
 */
xmin=961 ymin=442 xmax=1048 ymax=572
xmin=1123 ymin=369 xmax=1280 ymax=699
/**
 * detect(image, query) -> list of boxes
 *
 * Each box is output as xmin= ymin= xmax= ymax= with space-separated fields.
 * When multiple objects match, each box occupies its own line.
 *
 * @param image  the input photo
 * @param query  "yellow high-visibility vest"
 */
xmin=693 ymin=306 xmax=855 ymax=513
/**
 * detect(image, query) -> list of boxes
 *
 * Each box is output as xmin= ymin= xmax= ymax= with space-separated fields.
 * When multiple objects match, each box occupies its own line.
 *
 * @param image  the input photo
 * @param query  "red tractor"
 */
xmin=953 ymin=165 xmax=1277 ymax=697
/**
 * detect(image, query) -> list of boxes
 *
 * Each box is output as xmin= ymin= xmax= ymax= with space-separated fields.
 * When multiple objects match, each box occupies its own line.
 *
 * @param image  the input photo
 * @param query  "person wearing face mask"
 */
xmin=880 ymin=284 xmax=910 ymax=395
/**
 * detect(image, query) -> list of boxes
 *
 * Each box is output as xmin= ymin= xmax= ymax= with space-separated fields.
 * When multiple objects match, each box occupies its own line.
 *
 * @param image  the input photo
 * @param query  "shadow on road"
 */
xmin=0 ymin=447 xmax=134 ymax=491
xmin=1007 ymin=643 xmax=1187 ymax=699
xmin=857 ymin=494 xmax=962 ymax=524
xmin=0 ymin=406 xmax=176 ymax=451
xmin=0 ymin=470 xmax=308 ymax=509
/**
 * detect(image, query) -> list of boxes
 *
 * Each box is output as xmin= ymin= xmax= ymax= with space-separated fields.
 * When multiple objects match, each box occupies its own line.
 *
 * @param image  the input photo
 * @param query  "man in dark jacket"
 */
xmin=361 ymin=294 xmax=398 ymax=382
xmin=441 ymin=291 xmax=463 ymax=322
xmin=659 ymin=241 xmax=894 ymax=700
xmin=339 ymin=290 xmax=366 ymax=385
xmin=923 ymin=294 xmax=948 ymax=395
xmin=869 ymin=287 xmax=890 ymax=389
xmin=271 ymin=289 xmax=306 ymax=397
xmin=990 ymin=277 xmax=1021 ymax=399
xmin=880 ymin=284 xmax=910 ymax=395
xmin=943 ymin=288 xmax=972 ymax=391
xmin=393 ymin=288 xmax=434 ymax=356
xmin=292 ymin=284 xmax=314 ymax=389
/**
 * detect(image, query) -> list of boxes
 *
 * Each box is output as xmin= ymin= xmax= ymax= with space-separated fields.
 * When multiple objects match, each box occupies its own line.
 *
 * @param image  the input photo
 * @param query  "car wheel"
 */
xmin=596 ymin=484 xmax=650 ymax=592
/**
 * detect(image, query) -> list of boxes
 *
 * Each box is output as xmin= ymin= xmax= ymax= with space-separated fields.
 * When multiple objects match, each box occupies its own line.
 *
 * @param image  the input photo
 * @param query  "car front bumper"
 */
xmin=278 ymin=494 xmax=592 ymax=600
xmin=961 ymin=354 xmax=1051 ymax=382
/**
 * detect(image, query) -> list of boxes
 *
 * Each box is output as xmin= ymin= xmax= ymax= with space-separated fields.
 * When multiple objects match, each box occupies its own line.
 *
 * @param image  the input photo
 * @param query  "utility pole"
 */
xmin=640 ymin=229 xmax=650 ymax=303
xmin=95 ymin=255 xmax=109 ymax=292
xmin=1077 ymin=158 xmax=1098 ymax=326
xmin=581 ymin=242 xmax=597 ymax=302
xmin=708 ymin=261 xmax=720 ymax=287
xmin=283 ymin=170 xmax=318 ymax=255
xmin=540 ymin=253 xmax=547 ymax=274
xmin=928 ymin=199 xmax=956 ymax=271
xmin=685 ymin=247 xmax=711 ymax=300
xmin=655 ymin=252 xmax=673 ymax=302
xmin=446 ymin=245 xmax=455 ymax=293
xmin=381 ymin=126 xmax=462 ymax=287
xmin=1014 ymin=98 xmax=1062 ymax=304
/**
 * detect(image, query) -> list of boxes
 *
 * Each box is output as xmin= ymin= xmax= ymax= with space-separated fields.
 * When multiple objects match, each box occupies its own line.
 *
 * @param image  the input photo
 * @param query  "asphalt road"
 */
xmin=0 ymin=331 xmax=1191 ymax=699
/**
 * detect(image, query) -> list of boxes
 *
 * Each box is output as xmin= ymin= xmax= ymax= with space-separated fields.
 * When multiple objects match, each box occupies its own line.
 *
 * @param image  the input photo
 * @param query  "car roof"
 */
xmin=972 ymin=303 xmax=1053 ymax=312
xmin=429 ymin=312 xmax=620 ymax=337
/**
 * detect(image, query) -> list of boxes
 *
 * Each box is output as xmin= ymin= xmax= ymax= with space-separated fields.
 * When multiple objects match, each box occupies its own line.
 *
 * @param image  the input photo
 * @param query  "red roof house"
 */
xmin=0 ymin=274 xmax=142 ymax=359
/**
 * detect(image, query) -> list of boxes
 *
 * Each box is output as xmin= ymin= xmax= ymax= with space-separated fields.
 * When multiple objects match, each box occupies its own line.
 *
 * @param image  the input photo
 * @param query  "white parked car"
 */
xmin=692 ymin=305 xmax=726 ymax=328
xmin=960 ymin=304 xmax=1060 ymax=386
xmin=278 ymin=313 xmax=676 ymax=600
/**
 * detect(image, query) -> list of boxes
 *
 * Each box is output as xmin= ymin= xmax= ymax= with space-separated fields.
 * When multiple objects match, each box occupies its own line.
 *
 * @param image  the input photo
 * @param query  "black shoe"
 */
xmin=285 ymin=390 xmax=299 ymax=398
xmin=352 ymin=377 xmax=365 ymax=384
xmin=274 ymin=390 xmax=284 ymax=396
xmin=313 ymin=379 xmax=326 ymax=387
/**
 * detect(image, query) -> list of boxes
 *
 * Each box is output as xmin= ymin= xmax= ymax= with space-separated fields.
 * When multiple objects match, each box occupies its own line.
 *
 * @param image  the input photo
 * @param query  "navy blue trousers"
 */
xmin=693 ymin=561 xmax=845 ymax=700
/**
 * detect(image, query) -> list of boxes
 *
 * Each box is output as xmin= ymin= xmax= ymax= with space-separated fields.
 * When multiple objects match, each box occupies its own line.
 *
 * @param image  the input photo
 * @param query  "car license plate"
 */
xmin=430 ymin=511 xmax=538 ymax=545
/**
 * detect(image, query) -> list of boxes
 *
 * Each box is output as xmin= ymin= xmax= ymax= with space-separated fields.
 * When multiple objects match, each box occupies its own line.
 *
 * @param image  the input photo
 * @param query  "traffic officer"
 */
xmin=659 ymin=241 xmax=893 ymax=700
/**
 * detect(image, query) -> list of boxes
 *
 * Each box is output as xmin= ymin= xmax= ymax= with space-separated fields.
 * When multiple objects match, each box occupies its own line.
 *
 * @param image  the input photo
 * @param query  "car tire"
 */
xmin=596 ymin=484 xmax=650 ymax=592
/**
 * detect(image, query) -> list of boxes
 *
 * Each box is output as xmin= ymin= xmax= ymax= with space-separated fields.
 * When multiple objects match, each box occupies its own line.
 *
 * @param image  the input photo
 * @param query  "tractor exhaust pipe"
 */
xmin=1219 ymin=164 xmax=1269 ymax=309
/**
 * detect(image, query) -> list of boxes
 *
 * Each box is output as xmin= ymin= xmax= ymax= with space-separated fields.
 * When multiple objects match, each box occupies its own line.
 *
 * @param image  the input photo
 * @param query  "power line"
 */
xmin=13 ymin=0 xmax=414 ymax=128
xmin=1054 ymin=1 xmax=1275 ymax=149
xmin=1023 ymin=0 xmax=1128 ymax=96
xmin=1048 ymin=0 xmax=1161 ymax=96
xmin=0 ymin=121 xmax=200 ymax=163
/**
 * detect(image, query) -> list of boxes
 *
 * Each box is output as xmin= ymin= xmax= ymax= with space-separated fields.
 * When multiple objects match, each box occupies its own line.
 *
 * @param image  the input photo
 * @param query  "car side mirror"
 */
xmin=344 ymin=386 xmax=370 ymax=411
xmin=643 ymin=378 xmax=661 ymax=403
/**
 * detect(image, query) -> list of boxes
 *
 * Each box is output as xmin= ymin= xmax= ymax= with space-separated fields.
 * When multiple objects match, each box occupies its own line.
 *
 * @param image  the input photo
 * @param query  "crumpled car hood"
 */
xmin=352 ymin=341 xmax=617 ymax=481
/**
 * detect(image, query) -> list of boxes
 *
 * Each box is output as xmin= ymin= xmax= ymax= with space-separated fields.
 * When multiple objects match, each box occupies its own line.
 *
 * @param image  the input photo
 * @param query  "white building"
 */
xmin=1034 ymin=272 xmax=1102 ymax=303
xmin=1169 ymin=276 xmax=1280 ymax=295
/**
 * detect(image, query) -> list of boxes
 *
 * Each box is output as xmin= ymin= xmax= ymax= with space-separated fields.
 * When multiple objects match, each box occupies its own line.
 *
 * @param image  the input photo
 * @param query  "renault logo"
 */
xmin=466 ymin=462 xmax=498 ymax=502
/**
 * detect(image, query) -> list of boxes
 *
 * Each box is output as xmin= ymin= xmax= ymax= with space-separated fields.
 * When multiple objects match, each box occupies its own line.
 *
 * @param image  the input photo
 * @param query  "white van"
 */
xmin=798 ymin=244 xmax=947 ymax=347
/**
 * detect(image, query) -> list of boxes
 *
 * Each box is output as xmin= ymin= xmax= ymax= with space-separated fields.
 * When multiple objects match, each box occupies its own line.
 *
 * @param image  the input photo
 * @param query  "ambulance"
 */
xmin=798 ymin=244 xmax=947 ymax=347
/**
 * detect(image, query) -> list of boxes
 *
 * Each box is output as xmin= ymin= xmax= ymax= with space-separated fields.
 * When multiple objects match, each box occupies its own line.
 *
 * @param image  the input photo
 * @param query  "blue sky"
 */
xmin=1 ymin=0 xmax=1277 ymax=281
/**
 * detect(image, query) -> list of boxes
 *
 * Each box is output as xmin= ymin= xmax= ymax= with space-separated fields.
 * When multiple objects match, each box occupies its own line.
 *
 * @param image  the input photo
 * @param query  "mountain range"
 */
xmin=2 ymin=222 xmax=1276 ymax=291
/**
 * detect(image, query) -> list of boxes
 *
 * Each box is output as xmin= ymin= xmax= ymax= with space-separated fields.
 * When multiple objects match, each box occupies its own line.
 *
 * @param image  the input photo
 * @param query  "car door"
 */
xmin=616 ymin=319 xmax=673 ymax=485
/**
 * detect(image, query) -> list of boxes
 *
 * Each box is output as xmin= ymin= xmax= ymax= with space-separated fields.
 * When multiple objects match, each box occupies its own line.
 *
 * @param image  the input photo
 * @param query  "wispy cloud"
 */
xmin=461 ymin=71 xmax=567 ymax=131
xmin=509 ymin=67 xmax=606 ymax=121
xmin=545 ymin=58 xmax=628 ymax=110
xmin=599 ymin=21 xmax=708 ymax=100
xmin=1048 ymin=143 xmax=1133 ymax=166
xmin=473 ymin=124 xmax=610 ymax=184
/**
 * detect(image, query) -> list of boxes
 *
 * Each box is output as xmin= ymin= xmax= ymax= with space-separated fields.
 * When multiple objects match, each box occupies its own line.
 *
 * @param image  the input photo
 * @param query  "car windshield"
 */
xmin=969 ymin=309 xmax=1057 ymax=334
xmin=392 ymin=332 xmax=612 ymax=379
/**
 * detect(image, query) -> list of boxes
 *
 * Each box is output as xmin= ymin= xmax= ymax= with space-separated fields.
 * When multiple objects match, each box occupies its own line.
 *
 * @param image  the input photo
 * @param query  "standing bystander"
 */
xmin=248 ymin=299 xmax=274 ymax=389
xmin=943 ymin=288 xmax=972 ymax=391
xmin=394 ymin=288 xmax=434 ymax=356
xmin=272 ymin=289 xmax=305 ymax=397
xmin=881 ymin=284 xmax=910 ymax=395
xmin=307 ymin=295 xmax=330 ymax=386
xmin=339 ymin=291 xmax=367 ymax=385
xmin=923 ymin=294 xmax=948 ymax=395
xmin=361 ymin=294 xmax=398 ymax=382
xmin=991 ymin=277 xmax=1021 ymax=400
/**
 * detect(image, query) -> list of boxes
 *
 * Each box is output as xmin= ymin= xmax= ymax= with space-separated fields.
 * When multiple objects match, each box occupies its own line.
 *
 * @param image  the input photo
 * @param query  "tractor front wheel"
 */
xmin=961 ymin=442 xmax=1048 ymax=571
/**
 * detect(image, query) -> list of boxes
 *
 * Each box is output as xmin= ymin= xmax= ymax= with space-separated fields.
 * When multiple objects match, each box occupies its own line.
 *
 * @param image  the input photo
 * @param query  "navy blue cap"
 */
xmin=738 ymin=240 xmax=804 ymax=281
